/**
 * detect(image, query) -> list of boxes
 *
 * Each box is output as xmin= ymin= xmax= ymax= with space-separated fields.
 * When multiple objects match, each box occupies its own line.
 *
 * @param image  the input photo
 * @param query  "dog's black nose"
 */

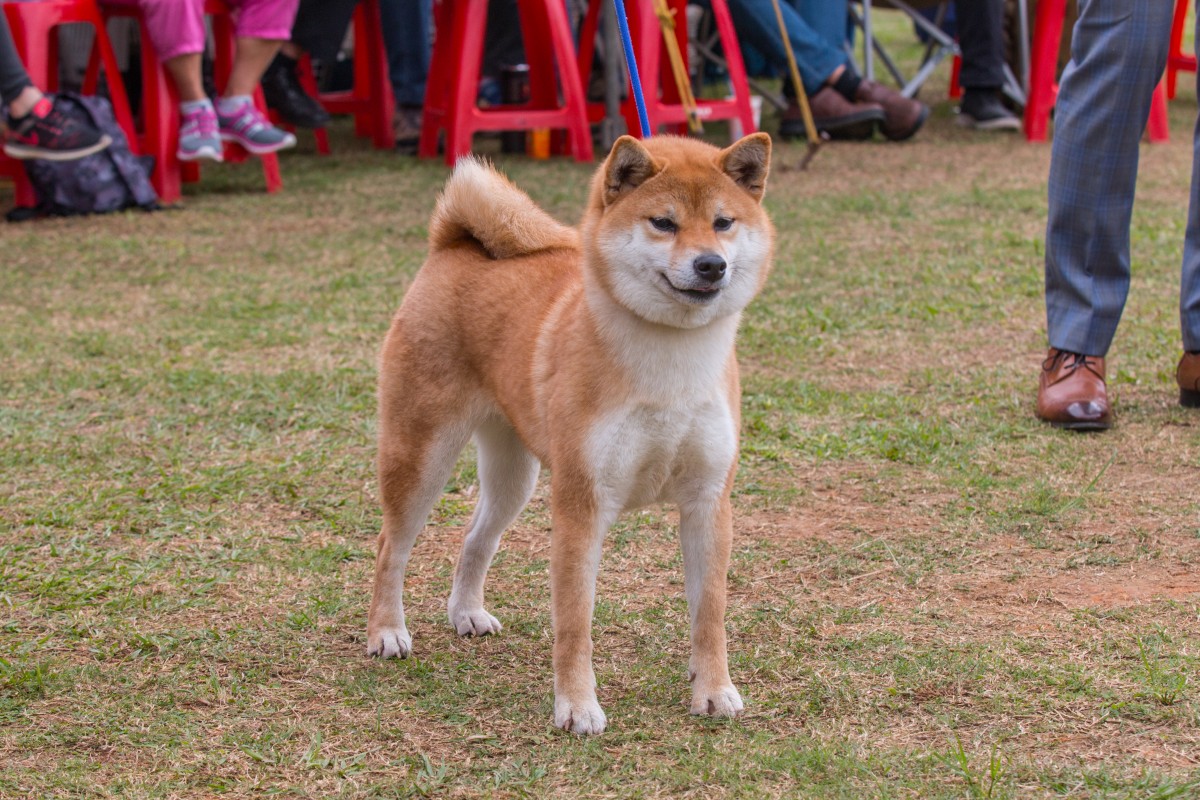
xmin=693 ymin=253 xmax=727 ymax=282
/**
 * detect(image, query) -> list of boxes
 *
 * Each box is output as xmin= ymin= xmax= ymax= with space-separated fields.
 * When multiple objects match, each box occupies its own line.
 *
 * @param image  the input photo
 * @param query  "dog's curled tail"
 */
xmin=429 ymin=157 xmax=579 ymax=259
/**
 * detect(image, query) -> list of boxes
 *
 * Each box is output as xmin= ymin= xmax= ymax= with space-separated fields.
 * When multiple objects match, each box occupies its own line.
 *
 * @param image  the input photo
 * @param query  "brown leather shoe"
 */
xmin=779 ymin=87 xmax=885 ymax=141
xmin=855 ymin=80 xmax=929 ymax=141
xmin=1177 ymin=352 xmax=1200 ymax=407
xmin=1036 ymin=348 xmax=1112 ymax=430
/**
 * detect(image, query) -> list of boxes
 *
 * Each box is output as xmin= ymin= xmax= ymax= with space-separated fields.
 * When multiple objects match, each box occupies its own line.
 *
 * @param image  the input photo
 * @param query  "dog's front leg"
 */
xmin=549 ymin=482 xmax=611 ymax=735
xmin=679 ymin=492 xmax=743 ymax=718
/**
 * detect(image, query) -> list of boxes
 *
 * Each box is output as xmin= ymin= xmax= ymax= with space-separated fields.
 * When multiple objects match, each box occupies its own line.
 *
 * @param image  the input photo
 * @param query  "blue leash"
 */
xmin=611 ymin=0 xmax=651 ymax=138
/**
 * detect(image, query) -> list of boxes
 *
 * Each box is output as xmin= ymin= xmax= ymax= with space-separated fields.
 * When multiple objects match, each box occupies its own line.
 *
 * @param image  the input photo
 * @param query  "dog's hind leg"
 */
xmin=448 ymin=416 xmax=540 ymax=637
xmin=367 ymin=414 xmax=475 ymax=659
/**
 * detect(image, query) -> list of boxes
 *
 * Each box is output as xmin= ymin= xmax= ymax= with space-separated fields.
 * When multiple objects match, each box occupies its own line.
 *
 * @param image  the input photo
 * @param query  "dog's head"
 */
xmin=583 ymin=134 xmax=774 ymax=330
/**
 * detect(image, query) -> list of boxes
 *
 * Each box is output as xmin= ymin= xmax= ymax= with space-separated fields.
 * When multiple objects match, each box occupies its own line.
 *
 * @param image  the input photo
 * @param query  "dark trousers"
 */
xmin=291 ymin=0 xmax=358 ymax=63
xmin=956 ymin=0 xmax=1006 ymax=90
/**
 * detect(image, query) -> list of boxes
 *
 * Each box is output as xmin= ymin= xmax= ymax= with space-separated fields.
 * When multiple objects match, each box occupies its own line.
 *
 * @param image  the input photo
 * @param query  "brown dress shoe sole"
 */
xmin=779 ymin=109 xmax=883 ymax=142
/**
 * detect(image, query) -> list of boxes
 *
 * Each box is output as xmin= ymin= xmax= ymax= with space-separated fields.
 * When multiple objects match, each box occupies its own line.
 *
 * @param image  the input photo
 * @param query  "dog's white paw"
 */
xmin=449 ymin=606 xmax=502 ymax=637
xmin=367 ymin=626 xmax=412 ymax=659
xmin=554 ymin=696 xmax=608 ymax=735
xmin=690 ymin=683 xmax=744 ymax=718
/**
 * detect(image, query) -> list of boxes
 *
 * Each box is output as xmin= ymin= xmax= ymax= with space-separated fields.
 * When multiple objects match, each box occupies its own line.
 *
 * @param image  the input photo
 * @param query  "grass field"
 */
xmin=3 ymin=25 xmax=1200 ymax=799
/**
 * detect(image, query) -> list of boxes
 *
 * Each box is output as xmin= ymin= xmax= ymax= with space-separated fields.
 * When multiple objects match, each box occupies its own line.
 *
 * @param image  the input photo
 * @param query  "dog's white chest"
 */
xmin=586 ymin=399 xmax=736 ymax=512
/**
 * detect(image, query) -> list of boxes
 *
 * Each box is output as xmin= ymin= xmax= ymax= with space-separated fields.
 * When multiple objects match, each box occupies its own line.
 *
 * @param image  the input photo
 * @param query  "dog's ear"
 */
xmin=719 ymin=133 xmax=771 ymax=202
xmin=603 ymin=136 xmax=661 ymax=206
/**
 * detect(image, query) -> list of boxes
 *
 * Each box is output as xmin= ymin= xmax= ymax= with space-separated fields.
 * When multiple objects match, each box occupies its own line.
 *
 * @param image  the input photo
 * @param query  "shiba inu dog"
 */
xmin=367 ymin=134 xmax=774 ymax=734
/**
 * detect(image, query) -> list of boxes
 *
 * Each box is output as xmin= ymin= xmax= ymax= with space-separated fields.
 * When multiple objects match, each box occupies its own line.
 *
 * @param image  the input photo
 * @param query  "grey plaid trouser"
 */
xmin=1044 ymin=0 xmax=1200 ymax=355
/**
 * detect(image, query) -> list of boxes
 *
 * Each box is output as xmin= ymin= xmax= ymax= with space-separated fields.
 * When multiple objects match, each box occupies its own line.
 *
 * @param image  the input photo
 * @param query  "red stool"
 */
xmin=318 ymin=0 xmax=393 ymax=150
xmin=577 ymin=0 xmax=754 ymax=140
xmin=1167 ymin=0 xmax=1195 ymax=100
xmin=420 ymin=0 xmax=593 ymax=164
xmin=0 ymin=0 xmax=137 ymax=209
xmin=95 ymin=0 xmax=282 ymax=202
xmin=1025 ymin=0 xmax=1168 ymax=142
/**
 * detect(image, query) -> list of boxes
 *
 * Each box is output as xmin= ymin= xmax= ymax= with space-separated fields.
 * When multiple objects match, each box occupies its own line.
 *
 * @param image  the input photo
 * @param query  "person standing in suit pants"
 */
xmin=1037 ymin=0 xmax=1200 ymax=429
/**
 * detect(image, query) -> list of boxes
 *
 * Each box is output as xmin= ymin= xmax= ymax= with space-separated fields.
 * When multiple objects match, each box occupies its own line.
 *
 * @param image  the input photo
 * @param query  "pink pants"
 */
xmin=103 ymin=0 xmax=299 ymax=62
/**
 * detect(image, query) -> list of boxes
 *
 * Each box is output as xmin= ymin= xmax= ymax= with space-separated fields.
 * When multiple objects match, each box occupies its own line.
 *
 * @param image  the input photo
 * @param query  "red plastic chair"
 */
xmin=420 ymin=0 xmax=593 ymax=164
xmin=1025 ymin=0 xmax=1168 ymax=142
xmin=95 ymin=0 xmax=282 ymax=203
xmin=577 ymin=0 xmax=755 ymax=140
xmin=0 ymin=0 xmax=137 ymax=209
xmin=317 ymin=0 xmax=393 ymax=150
xmin=1167 ymin=0 xmax=1195 ymax=100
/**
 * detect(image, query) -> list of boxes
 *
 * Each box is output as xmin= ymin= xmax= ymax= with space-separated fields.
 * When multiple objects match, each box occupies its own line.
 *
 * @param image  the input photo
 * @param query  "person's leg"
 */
xmin=116 ymin=0 xmax=224 ymax=161
xmin=163 ymin=53 xmax=206 ymax=102
xmin=955 ymin=0 xmax=1006 ymax=90
xmin=726 ymin=0 xmax=846 ymax=96
xmin=1038 ymin=0 xmax=1174 ymax=428
xmin=1181 ymin=13 xmax=1200 ymax=355
xmin=379 ymin=0 xmax=431 ymax=107
xmin=794 ymin=0 xmax=850 ymax=54
xmin=1 ymin=12 xmax=111 ymax=160
xmin=793 ymin=0 xmax=927 ymax=141
xmin=226 ymin=37 xmax=283 ymax=98
xmin=261 ymin=0 xmax=348 ymax=127
xmin=726 ymin=0 xmax=894 ymax=140
xmin=1044 ymin=0 xmax=1174 ymax=357
xmin=0 ymin=14 xmax=34 ymax=109
xmin=955 ymin=0 xmax=1018 ymax=129
xmin=379 ymin=0 xmax=431 ymax=152
xmin=213 ymin=0 xmax=298 ymax=154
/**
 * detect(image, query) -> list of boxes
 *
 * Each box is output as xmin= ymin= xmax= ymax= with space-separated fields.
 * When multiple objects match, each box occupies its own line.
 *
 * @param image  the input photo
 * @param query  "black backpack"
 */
xmin=8 ymin=92 xmax=160 ymax=220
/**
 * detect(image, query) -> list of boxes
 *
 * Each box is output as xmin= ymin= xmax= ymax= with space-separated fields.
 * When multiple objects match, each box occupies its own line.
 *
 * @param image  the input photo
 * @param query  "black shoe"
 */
xmin=262 ymin=55 xmax=331 ymax=129
xmin=3 ymin=96 xmax=111 ymax=161
xmin=957 ymin=89 xmax=1020 ymax=131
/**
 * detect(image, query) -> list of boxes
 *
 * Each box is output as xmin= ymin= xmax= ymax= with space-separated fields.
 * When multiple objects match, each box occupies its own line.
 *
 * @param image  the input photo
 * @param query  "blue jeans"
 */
xmin=379 ymin=0 xmax=431 ymax=108
xmin=726 ymin=0 xmax=849 ymax=96
xmin=1043 ymin=0 xmax=1200 ymax=353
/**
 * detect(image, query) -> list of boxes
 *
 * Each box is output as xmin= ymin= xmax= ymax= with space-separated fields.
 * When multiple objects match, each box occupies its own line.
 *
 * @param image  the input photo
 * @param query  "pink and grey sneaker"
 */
xmin=177 ymin=103 xmax=223 ymax=162
xmin=216 ymin=99 xmax=296 ymax=155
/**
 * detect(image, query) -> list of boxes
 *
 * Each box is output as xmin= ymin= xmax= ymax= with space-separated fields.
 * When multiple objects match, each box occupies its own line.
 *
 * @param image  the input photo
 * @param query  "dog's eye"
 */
xmin=713 ymin=217 xmax=735 ymax=232
xmin=649 ymin=217 xmax=677 ymax=233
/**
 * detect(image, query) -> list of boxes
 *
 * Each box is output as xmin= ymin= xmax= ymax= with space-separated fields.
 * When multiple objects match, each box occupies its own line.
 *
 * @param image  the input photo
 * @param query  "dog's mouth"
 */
xmin=661 ymin=274 xmax=723 ymax=303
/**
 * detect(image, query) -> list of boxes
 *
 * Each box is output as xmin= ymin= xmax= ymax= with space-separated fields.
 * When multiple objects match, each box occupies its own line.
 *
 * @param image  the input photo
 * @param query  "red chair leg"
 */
xmin=359 ymin=0 xmax=395 ymax=149
xmin=948 ymin=54 xmax=962 ymax=99
xmin=1148 ymin=78 xmax=1170 ymax=142
xmin=710 ymin=0 xmax=756 ymax=137
xmin=295 ymin=55 xmax=330 ymax=155
xmin=1024 ymin=0 xmax=1067 ymax=142
xmin=444 ymin=0 xmax=488 ymax=164
xmin=543 ymin=0 xmax=593 ymax=160
xmin=1167 ymin=0 xmax=1192 ymax=100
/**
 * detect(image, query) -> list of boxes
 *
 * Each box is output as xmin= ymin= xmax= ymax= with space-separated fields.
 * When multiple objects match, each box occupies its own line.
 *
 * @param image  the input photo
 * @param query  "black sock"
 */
xmin=832 ymin=69 xmax=862 ymax=102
